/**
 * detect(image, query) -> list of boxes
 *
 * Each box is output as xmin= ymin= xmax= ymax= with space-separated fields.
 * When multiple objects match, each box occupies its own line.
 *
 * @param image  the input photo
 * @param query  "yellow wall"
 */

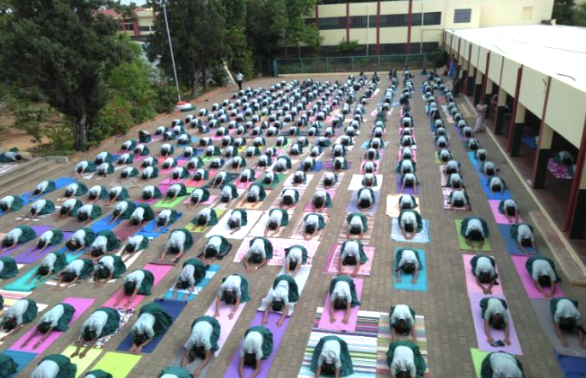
xmin=545 ymin=80 xmax=586 ymax=146
xmin=519 ymin=66 xmax=548 ymax=118
xmin=479 ymin=0 xmax=554 ymax=27
xmin=488 ymin=51 xmax=503 ymax=85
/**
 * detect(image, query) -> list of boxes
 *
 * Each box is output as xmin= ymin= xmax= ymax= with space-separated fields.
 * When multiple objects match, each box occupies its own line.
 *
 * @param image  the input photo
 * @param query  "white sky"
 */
xmin=120 ymin=0 xmax=147 ymax=5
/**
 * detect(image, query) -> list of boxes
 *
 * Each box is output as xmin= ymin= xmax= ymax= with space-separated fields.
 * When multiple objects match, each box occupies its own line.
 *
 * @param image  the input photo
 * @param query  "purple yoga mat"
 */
xmin=223 ymin=312 xmax=290 ymax=378
xmin=396 ymin=175 xmax=419 ymax=195
xmin=14 ymin=232 xmax=74 ymax=264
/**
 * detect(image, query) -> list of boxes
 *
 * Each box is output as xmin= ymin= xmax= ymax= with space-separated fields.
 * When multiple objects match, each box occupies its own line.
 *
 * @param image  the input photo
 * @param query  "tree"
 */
xmin=0 ymin=0 xmax=136 ymax=151
xmin=245 ymin=0 xmax=284 ymax=59
xmin=553 ymin=0 xmax=576 ymax=25
xmin=147 ymin=0 xmax=226 ymax=96
xmin=109 ymin=59 xmax=157 ymax=123
xmin=573 ymin=3 xmax=586 ymax=26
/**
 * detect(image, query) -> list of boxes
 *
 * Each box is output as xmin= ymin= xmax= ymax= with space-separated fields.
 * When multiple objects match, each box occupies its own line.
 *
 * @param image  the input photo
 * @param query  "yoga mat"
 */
xmin=233 ymin=238 xmax=319 ymax=266
xmin=548 ymin=159 xmax=574 ymax=180
xmin=359 ymin=160 xmax=380 ymax=174
xmin=3 ymin=269 xmax=49 ymax=292
xmin=113 ymin=221 xmax=141 ymax=241
xmin=283 ymin=174 xmax=314 ymax=188
xmin=255 ymin=174 xmax=285 ymax=190
xmin=160 ymin=178 xmax=185 ymax=185
xmin=317 ymin=278 xmax=363 ymax=332
xmin=316 ymin=173 xmax=344 ymax=190
xmin=554 ymin=349 xmax=586 ymax=378
xmin=338 ymin=215 xmax=374 ymax=244
xmin=169 ymin=347 xmax=214 ymax=377
xmin=11 ymin=297 xmax=95 ymax=353
xmin=400 ymin=149 xmax=417 ymax=162
xmin=61 ymin=346 xmax=103 ymax=378
xmin=442 ymin=188 xmax=469 ymax=211
xmin=470 ymin=348 xmax=489 ymax=378
xmin=393 ymin=249 xmax=428 ymax=292
xmin=322 ymin=244 xmax=375 ymax=276
xmin=290 ymin=213 xmax=329 ymax=241
xmin=185 ymin=210 xmax=226 ymax=233
xmin=163 ymin=264 xmax=220 ymax=301
xmin=90 ymin=352 xmax=141 ymax=378
xmin=462 ymin=254 xmax=503 ymax=296
xmin=90 ymin=216 xmax=122 ymax=233
xmin=386 ymin=194 xmax=420 ymax=218
xmin=212 ymin=189 xmax=245 ymax=210
xmin=204 ymin=300 xmax=246 ymax=355
xmin=298 ymin=327 xmax=378 ymax=378
xmin=184 ymin=171 xmax=218 ymax=188
xmin=258 ymin=266 xmax=311 ymax=315
xmin=454 ymin=219 xmax=491 ymax=251
xmin=531 ymin=299 xmax=586 ymax=357
xmin=269 ymin=188 xmax=306 ymax=211
xmin=13 ymin=232 xmax=73 ymax=264
xmin=347 ymin=174 xmax=383 ymax=191
xmin=223 ymin=312 xmax=290 ymax=378
xmin=469 ymin=293 xmax=523 ymax=355
xmin=322 ymin=161 xmax=352 ymax=171
xmin=511 ymin=255 xmax=564 ymax=299
xmin=235 ymin=195 xmax=265 ymax=210
xmin=488 ymin=200 xmax=523 ymax=224
xmin=297 ymin=161 xmax=323 ymax=173
xmin=140 ymin=212 xmax=183 ymax=234
xmin=467 ymin=151 xmax=482 ymax=169
xmin=522 ymin=136 xmax=538 ymax=150
xmin=182 ymin=194 xmax=218 ymax=206
xmin=55 ymin=177 xmax=76 ymax=189
xmin=439 ymin=166 xmax=448 ymax=186
xmin=478 ymin=175 xmax=512 ymax=200
xmin=117 ymin=299 xmax=187 ymax=353
xmin=267 ymin=159 xmax=298 ymax=173
xmin=434 ymin=151 xmax=441 ymax=164
xmin=498 ymin=224 xmax=536 ymax=256
xmin=155 ymin=195 xmax=189 ymax=208
xmin=205 ymin=210 xmax=263 ymax=240
xmin=395 ymin=175 xmax=419 ymax=195
xmin=346 ymin=190 xmax=381 ymax=216
xmin=1 ymin=350 xmax=37 ymax=377
xmin=235 ymin=179 xmax=254 ymax=190
xmin=303 ymin=190 xmax=336 ymax=214
xmin=376 ymin=314 xmax=429 ymax=377
xmin=391 ymin=218 xmax=431 ymax=243
xmin=248 ymin=212 xmax=287 ymax=238
xmin=102 ymin=263 xmax=173 ymax=309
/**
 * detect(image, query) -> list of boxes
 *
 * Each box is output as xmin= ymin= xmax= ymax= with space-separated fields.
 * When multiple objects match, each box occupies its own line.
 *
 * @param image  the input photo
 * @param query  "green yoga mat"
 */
xmin=255 ymin=174 xmax=285 ymax=189
xmin=434 ymin=152 xmax=442 ymax=165
xmin=62 ymin=346 xmax=103 ymax=378
xmin=3 ymin=270 xmax=49 ymax=292
xmin=470 ymin=348 xmax=489 ymax=378
xmin=155 ymin=187 xmax=194 ymax=209
xmin=455 ymin=219 xmax=492 ymax=251
xmin=91 ymin=352 xmax=141 ymax=378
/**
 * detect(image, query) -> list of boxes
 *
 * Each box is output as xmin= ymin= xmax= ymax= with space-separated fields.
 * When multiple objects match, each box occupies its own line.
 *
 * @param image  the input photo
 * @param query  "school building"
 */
xmin=444 ymin=24 xmax=586 ymax=278
xmin=301 ymin=0 xmax=554 ymax=57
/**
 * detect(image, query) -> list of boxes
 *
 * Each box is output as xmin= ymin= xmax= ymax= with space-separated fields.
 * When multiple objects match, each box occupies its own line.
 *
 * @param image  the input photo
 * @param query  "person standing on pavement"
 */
xmin=474 ymin=99 xmax=488 ymax=133
xmin=236 ymin=72 xmax=244 ymax=90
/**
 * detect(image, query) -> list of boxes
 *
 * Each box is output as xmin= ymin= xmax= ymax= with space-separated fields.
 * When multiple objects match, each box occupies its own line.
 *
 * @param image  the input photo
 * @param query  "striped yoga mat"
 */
xmin=312 ymin=307 xmax=380 ymax=338
xmin=376 ymin=314 xmax=429 ymax=377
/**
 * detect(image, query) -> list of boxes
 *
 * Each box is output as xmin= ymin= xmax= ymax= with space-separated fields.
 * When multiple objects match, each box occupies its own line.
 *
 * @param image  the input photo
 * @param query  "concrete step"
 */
xmin=0 ymin=159 xmax=66 ymax=198
xmin=530 ymin=210 xmax=586 ymax=286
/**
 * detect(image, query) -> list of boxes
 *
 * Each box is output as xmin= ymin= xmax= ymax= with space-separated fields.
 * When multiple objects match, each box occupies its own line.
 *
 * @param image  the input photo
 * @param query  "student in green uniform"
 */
xmin=20 ymin=302 xmax=76 ymax=350
xmin=398 ymin=209 xmax=423 ymax=240
xmin=171 ymin=258 xmax=208 ymax=300
xmin=346 ymin=213 xmax=368 ymax=240
xmin=113 ymin=268 xmax=155 ymax=307
xmin=551 ymin=297 xmax=585 ymax=348
xmin=108 ymin=200 xmax=136 ymax=224
xmin=72 ymin=307 xmax=120 ymax=359
xmin=181 ymin=316 xmax=221 ymax=376
xmin=88 ymin=231 xmax=121 ymax=259
xmin=25 ymin=199 xmax=56 ymax=220
xmin=244 ymin=237 xmax=273 ymax=273
xmin=227 ymin=209 xmax=248 ymax=235
xmin=26 ymin=251 xmax=67 ymax=284
xmin=214 ymin=274 xmax=251 ymax=319
xmin=154 ymin=209 xmax=182 ymax=232
xmin=284 ymin=245 xmax=308 ymax=277
xmin=159 ymin=228 xmax=193 ymax=263
xmin=29 ymin=354 xmax=77 ymax=378
xmin=1 ymin=225 xmax=36 ymax=251
xmin=461 ymin=216 xmax=489 ymax=249
xmin=93 ymin=255 xmax=127 ymax=287
xmin=0 ymin=256 xmax=19 ymax=279
xmin=480 ymin=352 xmax=524 ymax=378
xmin=481 ymin=297 xmax=511 ymax=346
xmin=310 ymin=335 xmax=354 ymax=377
xmin=201 ymin=235 xmax=232 ymax=264
xmin=395 ymin=249 xmax=421 ymax=284
xmin=329 ymin=276 xmax=360 ymax=325
xmin=186 ymin=188 xmax=211 ymax=208
xmin=261 ymin=275 xmax=299 ymax=327
xmin=0 ymin=298 xmax=38 ymax=341
xmin=338 ymin=240 xmax=368 ymax=277
xmin=0 ymin=195 xmax=24 ymax=213
xmin=471 ymin=254 xmax=499 ymax=295
xmin=386 ymin=341 xmax=427 ymax=378
xmin=389 ymin=304 xmax=417 ymax=343
xmin=302 ymin=213 xmax=326 ymax=240
xmin=55 ymin=258 xmax=94 ymax=289
xmin=264 ymin=209 xmax=289 ymax=237
xmin=525 ymin=256 xmax=561 ymax=298
xmin=239 ymin=326 xmax=273 ymax=378
xmin=130 ymin=302 xmax=173 ymax=353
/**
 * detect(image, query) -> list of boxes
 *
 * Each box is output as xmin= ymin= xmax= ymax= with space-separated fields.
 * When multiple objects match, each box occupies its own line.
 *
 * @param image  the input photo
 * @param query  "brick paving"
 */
xmin=0 ymin=73 xmax=578 ymax=378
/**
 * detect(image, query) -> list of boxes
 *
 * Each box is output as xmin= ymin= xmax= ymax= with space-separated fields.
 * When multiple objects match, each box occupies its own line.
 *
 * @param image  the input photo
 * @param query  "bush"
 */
xmin=42 ymin=122 xmax=75 ymax=156
xmin=90 ymin=95 xmax=134 ymax=145
xmin=211 ymin=65 xmax=228 ymax=87
xmin=154 ymin=84 xmax=177 ymax=114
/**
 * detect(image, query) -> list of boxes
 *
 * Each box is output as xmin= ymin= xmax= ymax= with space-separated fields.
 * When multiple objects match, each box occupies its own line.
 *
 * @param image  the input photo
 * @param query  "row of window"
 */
xmin=276 ymin=42 xmax=439 ymax=58
xmin=307 ymin=9 xmax=471 ymax=30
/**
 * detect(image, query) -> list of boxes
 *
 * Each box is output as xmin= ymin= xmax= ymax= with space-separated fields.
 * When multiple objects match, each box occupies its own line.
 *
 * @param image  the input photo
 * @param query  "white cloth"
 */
xmin=241 ymin=331 xmax=264 ymax=359
xmin=331 ymin=281 xmax=352 ymax=303
xmin=3 ymin=299 xmax=30 ymax=324
xmin=81 ymin=310 xmax=109 ymax=338
xmin=124 ymin=269 xmax=146 ymax=288
xmin=475 ymin=256 xmax=495 ymax=277
xmin=317 ymin=339 xmax=342 ymax=369
xmin=218 ymin=275 xmax=242 ymax=298
xmin=40 ymin=304 xmax=65 ymax=328
xmin=483 ymin=298 xmax=509 ymax=323
xmin=531 ymin=259 xmax=556 ymax=282
xmin=390 ymin=345 xmax=416 ymax=376
xmin=554 ymin=299 xmax=582 ymax=325
xmin=132 ymin=313 xmax=156 ymax=339
xmin=30 ymin=360 xmax=60 ymax=378
xmin=186 ymin=320 xmax=213 ymax=351
xmin=489 ymin=352 xmax=523 ymax=378
xmin=390 ymin=304 xmax=414 ymax=327
xmin=398 ymin=250 xmax=419 ymax=269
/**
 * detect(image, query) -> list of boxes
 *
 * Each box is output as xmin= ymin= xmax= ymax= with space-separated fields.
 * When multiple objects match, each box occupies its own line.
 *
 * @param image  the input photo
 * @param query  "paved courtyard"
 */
xmin=0 ymin=73 xmax=579 ymax=378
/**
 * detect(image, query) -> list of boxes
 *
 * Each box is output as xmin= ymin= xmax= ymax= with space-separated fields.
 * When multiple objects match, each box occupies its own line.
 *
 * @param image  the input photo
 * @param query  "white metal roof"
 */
xmin=450 ymin=25 xmax=586 ymax=92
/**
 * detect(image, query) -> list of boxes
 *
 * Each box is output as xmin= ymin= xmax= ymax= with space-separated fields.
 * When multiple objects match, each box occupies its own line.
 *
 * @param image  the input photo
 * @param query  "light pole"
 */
xmin=159 ymin=0 xmax=181 ymax=102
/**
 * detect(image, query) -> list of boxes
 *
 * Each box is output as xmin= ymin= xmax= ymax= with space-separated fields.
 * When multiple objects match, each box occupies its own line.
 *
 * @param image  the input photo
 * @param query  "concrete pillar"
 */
xmin=569 ymin=163 xmax=586 ymax=238
xmin=485 ymin=79 xmax=494 ymax=119
xmin=533 ymin=124 xmax=553 ymax=189
xmin=495 ymin=88 xmax=507 ymax=135
xmin=510 ymin=103 xmax=526 ymax=157
xmin=467 ymin=67 xmax=476 ymax=96
xmin=474 ymin=71 xmax=483 ymax=105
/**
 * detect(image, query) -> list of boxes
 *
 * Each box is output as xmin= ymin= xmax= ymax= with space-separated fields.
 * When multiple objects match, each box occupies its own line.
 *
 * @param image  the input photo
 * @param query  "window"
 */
xmin=305 ymin=18 xmax=316 ymax=26
xmin=349 ymin=16 xmax=368 ymax=29
xmin=453 ymin=9 xmax=472 ymax=24
xmin=380 ymin=14 xmax=408 ymax=27
xmin=424 ymin=12 xmax=442 ymax=26
xmin=139 ymin=26 xmax=151 ymax=32
xmin=318 ymin=17 xmax=346 ymax=30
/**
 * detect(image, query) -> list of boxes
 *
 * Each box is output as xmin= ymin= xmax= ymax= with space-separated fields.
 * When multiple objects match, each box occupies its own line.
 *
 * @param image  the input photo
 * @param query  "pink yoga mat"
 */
xmin=113 ymin=221 xmax=142 ymax=241
xmin=462 ymin=255 xmax=503 ymax=296
xmin=322 ymin=244 xmax=374 ymax=276
xmin=204 ymin=300 xmax=246 ymax=355
xmin=303 ymin=190 xmax=336 ymax=213
xmin=469 ymin=293 xmax=523 ymax=355
xmin=11 ymin=297 xmax=95 ymax=353
xmin=102 ymin=264 xmax=173 ymax=309
xmin=160 ymin=178 xmax=185 ymax=185
xmin=488 ymin=200 xmax=522 ymax=224
xmin=235 ymin=179 xmax=253 ymax=189
xmin=223 ymin=312 xmax=290 ymax=378
xmin=182 ymin=194 xmax=218 ymax=206
xmin=233 ymin=237 xmax=319 ymax=266
xmin=511 ymin=256 xmax=564 ymax=299
xmin=184 ymin=171 xmax=218 ymax=188
xmin=317 ymin=278 xmax=363 ymax=332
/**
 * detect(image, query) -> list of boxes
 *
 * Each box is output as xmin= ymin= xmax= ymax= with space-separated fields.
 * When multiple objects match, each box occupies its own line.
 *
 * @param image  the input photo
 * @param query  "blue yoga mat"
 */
xmin=90 ymin=215 xmax=122 ymax=234
xmin=136 ymin=230 xmax=163 ymax=241
xmin=477 ymin=175 xmax=512 ymax=200
xmin=522 ymin=136 xmax=538 ymax=150
xmin=393 ymin=249 xmax=428 ymax=292
xmin=140 ymin=213 xmax=183 ymax=234
xmin=116 ymin=299 xmax=187 ymax=354
xmin=554 ymin=349 xmax=586 ymax=378
xmin=3 ymin=269 xmax=49 ymax=292
xmin=297 ymin=161 xmax=322 ymax=173
xmin=498 ymin=224 xmax=538 ymax=256
xmin=1 ymin=350 xmax=37 ymax=376
xmin=466 ymin=151 xmax=481 ymax=170
xmin=163 ymin=264 xmax=220 ymax=301
xmin=21 ymin=177 xmax=77 ymax=205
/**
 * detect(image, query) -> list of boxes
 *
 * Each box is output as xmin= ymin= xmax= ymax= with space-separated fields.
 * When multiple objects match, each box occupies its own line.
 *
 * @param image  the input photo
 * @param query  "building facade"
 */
xmin=100 ymin=7 xmax=156 ymax=42
xmin=300 ymin=0 xmax=554 ymax=57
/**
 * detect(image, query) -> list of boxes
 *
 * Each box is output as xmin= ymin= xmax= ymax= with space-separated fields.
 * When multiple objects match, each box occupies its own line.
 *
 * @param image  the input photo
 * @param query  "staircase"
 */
xmin=0 ymin=157 xmax=68 ymax=198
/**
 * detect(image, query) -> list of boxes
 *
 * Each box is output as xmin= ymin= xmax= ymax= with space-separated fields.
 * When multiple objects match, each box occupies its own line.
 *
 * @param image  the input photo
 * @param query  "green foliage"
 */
xmin=12 ymin=105 xmax=50 ymax=144
xmin=42 ymin=123 xmax=75 ymax=156
xmin=0 ymin=0 xmax=137 ymax=151
xmin=108 ymin=60 xmax=156 ymax=123
xmin=91 ymin=95 xmax=134 ymax=145
xmin=553 ymin=0 xmax=576 ymax=25
xmin=337 ymin=39 xmax=360 ymax=54
xmin=427 ymin=49 xmax=448 ymax=69
xmin=154 ymin=85 xmax=178 ymax=114
xmin=572 ymin=3 xmax=586 ymax=26
xmin=224 ymin=28 xmax=255 ymax=80
xmin=211 ymin=65 xmax=228 ymax=87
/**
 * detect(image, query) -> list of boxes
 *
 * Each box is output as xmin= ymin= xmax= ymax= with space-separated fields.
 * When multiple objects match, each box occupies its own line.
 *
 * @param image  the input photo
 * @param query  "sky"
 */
xmin=120 ymin=0 xmax=147 ymax=5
